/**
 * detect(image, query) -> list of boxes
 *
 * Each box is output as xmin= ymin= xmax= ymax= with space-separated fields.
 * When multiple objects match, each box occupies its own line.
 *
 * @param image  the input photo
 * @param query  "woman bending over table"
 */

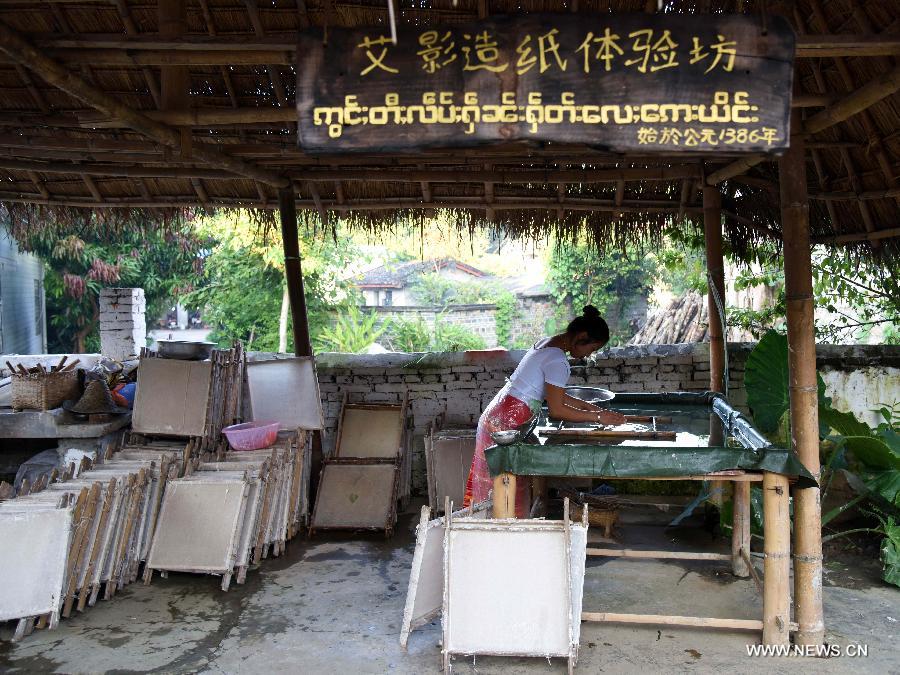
xmin=463 ymin=305 xmax=626 ymax=517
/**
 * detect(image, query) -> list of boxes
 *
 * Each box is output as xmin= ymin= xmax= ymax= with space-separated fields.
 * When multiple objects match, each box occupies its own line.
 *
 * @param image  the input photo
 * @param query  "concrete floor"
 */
xmin=1 ymin=504 xmax=898 ymax=674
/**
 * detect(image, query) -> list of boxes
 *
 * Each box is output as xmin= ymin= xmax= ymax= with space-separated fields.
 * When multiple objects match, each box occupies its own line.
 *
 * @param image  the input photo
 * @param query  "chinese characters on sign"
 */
xmin=296 ymin=14 xmax=794 ymax=153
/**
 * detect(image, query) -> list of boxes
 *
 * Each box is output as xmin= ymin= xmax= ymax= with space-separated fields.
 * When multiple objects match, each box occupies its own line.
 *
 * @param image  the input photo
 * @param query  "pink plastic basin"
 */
xmin=223 ymin=420 xmax=279 ymax=451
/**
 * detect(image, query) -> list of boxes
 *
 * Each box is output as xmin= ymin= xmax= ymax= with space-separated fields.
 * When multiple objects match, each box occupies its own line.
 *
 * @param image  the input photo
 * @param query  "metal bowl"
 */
xmin=156 ymin=340 xmax=216 ymax=361
xmin=565 ymin=386 xmax=616 ymax=404
xmin=490 ymin=430 xmax=523 ymax=446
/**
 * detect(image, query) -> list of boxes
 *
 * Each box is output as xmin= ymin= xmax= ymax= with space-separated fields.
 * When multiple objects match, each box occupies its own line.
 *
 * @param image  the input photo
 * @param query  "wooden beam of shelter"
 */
xmin=811 ymin=226 xmax=900 ymax=245
xmin=288 ymin=166 xmax=701 ymax=184
xmin=0 ymin=158 xmax=237 ymax=179
xmin=0 ymin=21 xmax=288 ymax=189
xmin=707 ymin=65 xmax=900 ymax=185
xmin=803 ymin=65 xmax=900 ymax=136
xmin=24 ymin=34 xmax=900 ymax=59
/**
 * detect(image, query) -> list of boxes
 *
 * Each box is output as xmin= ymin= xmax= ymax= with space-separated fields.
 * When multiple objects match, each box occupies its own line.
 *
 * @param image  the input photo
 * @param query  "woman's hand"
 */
xmin=594 ymin=409 xmax=626 ymax=425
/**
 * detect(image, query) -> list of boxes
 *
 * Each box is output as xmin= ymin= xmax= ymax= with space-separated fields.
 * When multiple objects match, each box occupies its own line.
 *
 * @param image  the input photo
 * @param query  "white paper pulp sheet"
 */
xmin=0 ymin=505 xmax=73 ymax=621
xmin=312 ymin=463 xmax=396 ymax=529
xmin=246 ymin=358 xmax=324 ymax=431
xmin=132 ymin=358 xmax=212 ymax=437
xmin=337 ymin=406 xmax=402 ymax=458
xmin=444 ymin=520 xmax=588 ymax=658
xmin=399 ymin=501 xmax=491 ymax=649
xmin=147 ymin=479 xmax=248 ymax=573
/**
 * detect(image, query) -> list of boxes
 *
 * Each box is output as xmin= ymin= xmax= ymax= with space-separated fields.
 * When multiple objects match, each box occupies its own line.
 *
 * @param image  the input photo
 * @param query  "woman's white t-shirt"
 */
xmin=505 ymin=338 xmax=570 ymax=404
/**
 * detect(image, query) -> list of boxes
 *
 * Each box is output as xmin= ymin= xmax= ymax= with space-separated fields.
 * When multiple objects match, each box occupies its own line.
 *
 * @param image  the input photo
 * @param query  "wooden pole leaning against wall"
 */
xmin=278 ymin=187 xmax=312 ymax=357
xmin=779 ymin=114 xmax=824 ymax=646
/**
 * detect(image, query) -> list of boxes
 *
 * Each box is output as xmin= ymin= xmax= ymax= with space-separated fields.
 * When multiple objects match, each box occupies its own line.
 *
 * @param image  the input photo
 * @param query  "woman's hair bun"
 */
xmin=582 ymin=305 xmax=600 ymax=320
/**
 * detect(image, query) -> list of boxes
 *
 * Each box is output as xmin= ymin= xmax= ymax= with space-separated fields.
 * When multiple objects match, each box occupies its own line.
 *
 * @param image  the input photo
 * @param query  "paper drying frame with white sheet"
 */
xmin=246 ymin=357 xmax=324 ymax=431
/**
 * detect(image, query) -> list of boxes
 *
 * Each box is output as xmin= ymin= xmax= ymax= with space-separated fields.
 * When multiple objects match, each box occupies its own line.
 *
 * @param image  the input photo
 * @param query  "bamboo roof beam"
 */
xmin=0 ymin=158 xmax=236 ymax=178
xmin=802 ymin=64 xmax=900 ymax=136
xmin=807 ymin=0 xmax=897 ymax=194
xmin=0 ymin=192 xmax=706 ymax=214
xmin=707 ymin=62 xmax=900 ymax=185
xmin=136 ymin=178 xmax=152 ymax=201
xmin=114 ymin=0 xmax=161 ymax=108
xmin=418 ymin=163 xmax=431 ymax=203
xmin=198 ymin=0 xmax=242 ymax=112
xmin=811 ymin=187 xmax=900 ymax=201
xmin=16 ymin=33 xmax=900 ymax=59
xmin=81 ymin=174 xmax=102 ymax=202
xmin=14 ymin=64 xmax=48 ymax=112
xmin=289 ymin=166 xmax=701 ymax=183
xmin=812 ymin=227 xmax=900 ymax=245
xmin=0 ymin=21 xmax=288 ymax=189
xmin=190 ymin=177 xmax=209 ymax=205
xmin=296 ymin=0 xmax=311 ymax=29
xmin=26 ymin=170 xmax=49 ymax=200
xmin=244 ymin=0 xmax=287 ymax=107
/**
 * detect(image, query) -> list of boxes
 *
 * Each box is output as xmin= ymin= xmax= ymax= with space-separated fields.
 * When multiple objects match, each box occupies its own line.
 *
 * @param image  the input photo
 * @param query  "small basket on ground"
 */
xmin=11 ymin=370 xmax=80 ymax=411
xmin=223 ymin=421 xmax=280 ymax=451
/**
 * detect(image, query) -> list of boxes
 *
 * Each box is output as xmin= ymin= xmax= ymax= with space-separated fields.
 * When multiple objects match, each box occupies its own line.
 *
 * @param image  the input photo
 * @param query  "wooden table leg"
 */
xmin=530 ymin=477 xmax=548 ymax=517
xmin=492 ymin=472 xmax=516 ymax=519
xmin=762 ymin=472 xmax=791 ymax=645
xmin=732 ymin=480 xmax=751 ymax=577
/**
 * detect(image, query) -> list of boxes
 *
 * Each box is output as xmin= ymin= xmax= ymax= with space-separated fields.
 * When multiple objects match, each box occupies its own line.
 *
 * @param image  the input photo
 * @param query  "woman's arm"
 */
xmin=546 ymin=385 xmax=626 ymax=425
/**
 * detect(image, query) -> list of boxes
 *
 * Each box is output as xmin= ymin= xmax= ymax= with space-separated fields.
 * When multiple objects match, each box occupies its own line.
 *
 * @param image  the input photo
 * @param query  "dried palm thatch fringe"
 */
xmin=0 ymin=0 xmax=894 ymax=268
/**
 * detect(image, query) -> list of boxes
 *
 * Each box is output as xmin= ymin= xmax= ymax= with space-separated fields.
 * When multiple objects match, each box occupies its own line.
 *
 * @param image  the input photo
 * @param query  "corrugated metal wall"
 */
xmin=0 ymin=227 xmax=46 ymax=354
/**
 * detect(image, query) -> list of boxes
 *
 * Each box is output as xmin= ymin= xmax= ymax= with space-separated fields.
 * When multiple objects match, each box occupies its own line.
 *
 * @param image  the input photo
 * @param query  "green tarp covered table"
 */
xmin=482 ymin=392 xmax=815 ymax=646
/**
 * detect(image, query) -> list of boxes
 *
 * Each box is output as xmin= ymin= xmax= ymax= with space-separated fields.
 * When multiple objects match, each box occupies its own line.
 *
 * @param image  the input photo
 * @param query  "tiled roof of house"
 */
xmin=357 ymin=258 xmax=486 ymax=288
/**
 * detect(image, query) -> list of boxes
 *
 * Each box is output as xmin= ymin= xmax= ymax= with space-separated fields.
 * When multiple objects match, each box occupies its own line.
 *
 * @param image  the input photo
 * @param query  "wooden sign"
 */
xmin=297 ymin=13 xmax=794 ymax=155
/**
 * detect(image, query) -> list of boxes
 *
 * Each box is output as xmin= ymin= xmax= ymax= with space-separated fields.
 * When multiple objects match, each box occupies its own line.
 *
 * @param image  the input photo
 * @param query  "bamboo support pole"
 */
xmin=492 ymin=473 xmax=516 ymax=519
xmin=581 ymin=612 xmax=764 ymax=631
xmin=704 ymin=185 xmax=726 ymax=507
xmin=0 ymin=22 xmax=288 ymax=188
xmin=779 ymin=121 xmax=825 ymax=647
xmin=762 ymin=472 xmax=791 ymax=646
xmin=278 ymin=186 xmax=312 ymax=357
xmin=732 ymin=480 xmax=751 ymax=577
xmin=586 ymin=548 xmax=732 ymax=561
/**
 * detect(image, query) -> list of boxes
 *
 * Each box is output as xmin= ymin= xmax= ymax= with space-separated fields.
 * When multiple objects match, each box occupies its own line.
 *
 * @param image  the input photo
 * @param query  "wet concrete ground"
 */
xmin=1 ymin=504 xmax=898 ymax=674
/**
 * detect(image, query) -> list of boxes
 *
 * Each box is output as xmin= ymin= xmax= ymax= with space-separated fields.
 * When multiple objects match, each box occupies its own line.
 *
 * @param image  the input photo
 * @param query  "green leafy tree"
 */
xmin=546 ymin=238 xmax=656 ymax=344
xmin=183 ymin=214 xmax=361 ymax=351
xmin=13 ymin=218 xmax=206 ymax=353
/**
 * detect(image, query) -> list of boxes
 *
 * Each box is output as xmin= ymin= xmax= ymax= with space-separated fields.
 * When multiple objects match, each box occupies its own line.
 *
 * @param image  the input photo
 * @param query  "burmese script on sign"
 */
xmin=296 ymin=14 xmax=795 ymax=153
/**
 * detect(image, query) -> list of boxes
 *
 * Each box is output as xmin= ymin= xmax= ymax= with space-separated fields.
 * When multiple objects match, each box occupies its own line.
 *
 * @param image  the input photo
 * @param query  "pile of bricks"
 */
xmin=98 ymin=288 xmax=146 ymax=361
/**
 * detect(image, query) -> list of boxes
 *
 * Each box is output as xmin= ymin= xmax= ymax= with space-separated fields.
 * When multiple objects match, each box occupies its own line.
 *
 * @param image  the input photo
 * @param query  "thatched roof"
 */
xmin=0 ymin=1 xmax=896 ymax=268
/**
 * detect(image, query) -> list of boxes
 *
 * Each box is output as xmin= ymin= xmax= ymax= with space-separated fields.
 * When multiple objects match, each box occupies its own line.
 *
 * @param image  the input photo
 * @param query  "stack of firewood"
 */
xmin=629 ymin=291 xmax=709 ymax=345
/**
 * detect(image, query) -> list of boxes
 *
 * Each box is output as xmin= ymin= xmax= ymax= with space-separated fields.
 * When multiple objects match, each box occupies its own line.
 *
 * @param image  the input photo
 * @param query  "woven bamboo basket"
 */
xmin=11 ymin=370 xmax=80 ymax=411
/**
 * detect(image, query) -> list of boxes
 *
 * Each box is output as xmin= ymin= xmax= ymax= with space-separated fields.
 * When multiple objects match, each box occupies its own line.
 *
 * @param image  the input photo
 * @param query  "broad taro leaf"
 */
xmin=843 ymin=436 xmax=900 ymax=471
xmin=819 ymin=406 xmax=872 ymax=438
xmin=745 ymin=330 xmax=830 ymax=435
xmin=745 ymin=330 xmax=790 ymax=434
xmin=880 ymin=518 xmax=900 ymax=587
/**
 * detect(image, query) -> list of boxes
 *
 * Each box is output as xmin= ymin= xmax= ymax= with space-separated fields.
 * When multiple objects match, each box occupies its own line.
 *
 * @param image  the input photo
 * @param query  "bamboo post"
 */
xmin=779 ymin=116 xmax=825 ymax=646
xmin=278 ymin=186 xmax=312 ymax=357
xmin=732 ymin=480 xmax=751 ymax=577
xmin=704 ymin=184 xmax=726 ymax=508
xmin=762 ymin=472 xmax=791 ymax=646
xmin=492 ymin=472 xmax=516 ymax=518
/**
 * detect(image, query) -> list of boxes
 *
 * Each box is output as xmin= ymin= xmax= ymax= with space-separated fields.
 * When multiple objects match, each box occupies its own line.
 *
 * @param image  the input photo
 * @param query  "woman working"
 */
xmin=463 ymin=305 xmax=625 ymax=517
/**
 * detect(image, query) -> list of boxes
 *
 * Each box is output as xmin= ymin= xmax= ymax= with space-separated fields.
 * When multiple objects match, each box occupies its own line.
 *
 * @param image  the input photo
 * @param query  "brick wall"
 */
xmin=510 ymin=295 xmax=558 ymax=347
xmin=293 ymin=343 xmax=755 ymax=494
